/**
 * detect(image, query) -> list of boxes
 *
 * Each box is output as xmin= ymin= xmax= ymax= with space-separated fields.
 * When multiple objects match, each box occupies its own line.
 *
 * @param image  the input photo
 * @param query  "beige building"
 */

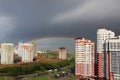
xmin=1 ymin=43 xmax=14 ymax=64
xmin=59 ymin=47 xmax=67 ymax=60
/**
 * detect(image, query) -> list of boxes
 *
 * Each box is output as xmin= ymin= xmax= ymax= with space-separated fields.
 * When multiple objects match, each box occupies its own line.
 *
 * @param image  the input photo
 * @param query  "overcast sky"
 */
xmin=0 ymin=0 xmax=120 ymax=45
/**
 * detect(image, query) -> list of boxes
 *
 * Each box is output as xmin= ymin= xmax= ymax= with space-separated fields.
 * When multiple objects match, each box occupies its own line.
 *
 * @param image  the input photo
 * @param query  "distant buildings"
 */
xmin=37 ymin=50 xmax=47 ymax=54
xmin=59 ymin=47 xmax=67 ymax=60
xmin=21 ymin=43 xmax=34 ymax=62
xmin=37 ymin=50 xmax=47 ymax=58
xmin=18 ymin=42 xmax=23 ymax=56
xmin=1 ymin=43 xmax=14 ymax=64
xmin=0 ymin=42 xmax=35 ymax=64
xmin=75 ymin=38 xmax=95 ymax=79
xmin=30 ymin=42 xmax=37 ymax=57
xmin=1 ymin=28 xmax=120 ymax=80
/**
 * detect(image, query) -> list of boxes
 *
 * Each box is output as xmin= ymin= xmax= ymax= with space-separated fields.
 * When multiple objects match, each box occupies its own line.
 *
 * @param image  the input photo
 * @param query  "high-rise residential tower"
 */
xmin=59 ymin=47 xmax=67 ymax=60
xmin=75 ymin=38 xmax=94 ymax=79
xmin=1 ymin=43 xmax=14 ymax=64
xmin=18 ymin=42 xmax=23 ymax=56
xmin=105 ymin=36 xmax=120 ymax=80
xmin=97 ymin=28 xmax=115 ymax=79
xmin=21 ymin=43 xmax=34 ymax=62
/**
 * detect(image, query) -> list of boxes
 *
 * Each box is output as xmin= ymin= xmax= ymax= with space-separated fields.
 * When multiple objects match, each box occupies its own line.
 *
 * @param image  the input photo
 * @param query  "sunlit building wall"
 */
xmin=1 ymin=43 xmax=14 ymax=64
xmin=18 ymin=42 xmax=23 ymax=56
xmin=97 ymin=28 xmax=115 ymax=79
xmin=21 ymin=43 xmax=34 ymax=62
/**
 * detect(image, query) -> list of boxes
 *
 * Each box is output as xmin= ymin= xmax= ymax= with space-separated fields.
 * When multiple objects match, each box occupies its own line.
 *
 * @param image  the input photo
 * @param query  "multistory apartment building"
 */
xmin=1 ymin=43 xmax=14 ymax=64
xmin=105 ymin=36 xmax=120 ymax=80
xmin=97 ymin=28 xmax=115 ymax=79
xmin=75 ymin=38 xmax=94 ymax=79
xmin=59 ymin=47 xmax=67 ymax=60
xmin=21 ymin=43 xmax=34 ymax=62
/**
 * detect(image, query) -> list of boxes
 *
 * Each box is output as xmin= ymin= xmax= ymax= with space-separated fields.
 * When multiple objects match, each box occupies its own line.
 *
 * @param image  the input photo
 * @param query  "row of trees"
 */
xmin=0 ymin=58 xmax=75 ymax=76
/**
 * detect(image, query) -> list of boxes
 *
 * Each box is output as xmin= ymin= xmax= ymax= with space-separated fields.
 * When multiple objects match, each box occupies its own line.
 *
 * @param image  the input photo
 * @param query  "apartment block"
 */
xmin=105 ymin=36 xmax=120 ymax=80
xmin=21 ymin=43 xmax=34 ymax=62
xmin=75 ymin=38 xmax=94 ymax=79
xmin=97 ymin=28 xmax=115 ymax=79
xmin=59 ymin=47 xmax=67 ymax=60
xmin=1 ymin=43 xmax=14 ymax=64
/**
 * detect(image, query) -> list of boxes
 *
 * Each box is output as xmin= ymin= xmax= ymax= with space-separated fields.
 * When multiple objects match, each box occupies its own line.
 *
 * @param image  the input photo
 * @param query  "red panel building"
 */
xmin=75 ymin=38 xmax=95 ymax=79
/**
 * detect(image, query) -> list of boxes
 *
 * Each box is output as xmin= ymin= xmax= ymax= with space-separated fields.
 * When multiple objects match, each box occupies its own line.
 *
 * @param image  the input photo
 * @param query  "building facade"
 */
xmin=75 ymin=38 xmax=94 ymax=79
xmin=97 ymin=28 xmax=115 ymax=79
xmin=21 ymin=43 xmax=34 ymax=62
xmin=18 ymin=42 xmax=23 ymax=56
xmin=105 ymin=36 xmax=120 ymax=80
xmin=1 ymin=43 xmax=14 ymax=64
xmin=59 ymin=47 xmax=67 ymax=60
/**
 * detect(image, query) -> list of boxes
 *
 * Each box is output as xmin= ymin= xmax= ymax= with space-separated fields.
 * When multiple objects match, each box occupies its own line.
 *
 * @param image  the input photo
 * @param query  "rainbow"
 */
xmin=27 ymin=36 xmax=75 ymax=43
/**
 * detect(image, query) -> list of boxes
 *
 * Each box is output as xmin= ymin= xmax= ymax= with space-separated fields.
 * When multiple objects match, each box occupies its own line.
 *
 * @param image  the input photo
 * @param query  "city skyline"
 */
xmin=0 ymin=28 xmax=120 ymax=80
xmin=75 ymin=28 xmax=120 ymax=80
xmin=0 ymin=1 xmax=120 ymax=80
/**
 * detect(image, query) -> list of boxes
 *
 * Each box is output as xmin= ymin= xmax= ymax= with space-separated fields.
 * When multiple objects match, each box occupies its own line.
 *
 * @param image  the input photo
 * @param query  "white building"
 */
xmin=17 ymin=42 xmax=23 ymax=56
xmin=105 ymin=36 xmax=120 ymax=80
xmin=21 ymin=43 xmax=34 ymax=62
xmin=97 ymin=28 xmax=115 ymax=78
xmin=97 ymin=28 xmax=115 ymax=53
xmin=1 ymin=43 xmax=14 ymax=64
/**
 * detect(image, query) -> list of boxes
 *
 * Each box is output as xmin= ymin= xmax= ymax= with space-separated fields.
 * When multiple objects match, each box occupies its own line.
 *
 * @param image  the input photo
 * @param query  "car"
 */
xmin=54 ymin=69 xmax=58 ymax=72
xmin=54 ymin=74 xmax=61 ymax=78
xmin=48 ymin=70 xmax=53 ymax=73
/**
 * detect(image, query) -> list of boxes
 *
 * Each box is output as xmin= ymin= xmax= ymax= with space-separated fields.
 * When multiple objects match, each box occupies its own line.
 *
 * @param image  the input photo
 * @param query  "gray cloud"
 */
xmin=52 ymin=0 xmax=120 ymax=23
xmin=0 ymin=14 xmax=16 ymax=40
xmin=0 ymin=0 xmax=119 ymax=44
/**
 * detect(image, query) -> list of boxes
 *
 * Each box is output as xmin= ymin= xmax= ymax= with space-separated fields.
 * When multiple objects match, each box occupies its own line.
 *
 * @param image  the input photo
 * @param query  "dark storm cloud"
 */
xmin=0 ymin=0 xmax=83 ymax=41
xmin=0 ymin=0 xmax=120 ymax=43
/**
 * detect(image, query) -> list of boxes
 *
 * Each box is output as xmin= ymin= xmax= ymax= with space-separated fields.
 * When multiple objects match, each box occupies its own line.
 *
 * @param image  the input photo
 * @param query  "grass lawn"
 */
xmin=25 ymin=71 xmax=75 ymax=80
xmin=33 ymin=75 xmax=57 ymax=80
xmin=25 ymin=69 xmax=75 ymax=80
xmin=24 ymin=64 xmax=75 ymax=80
xmin=33 ymin=74 xmax=75 ymax=80
xmin=0 ymin=76 xmax=14 ymax=80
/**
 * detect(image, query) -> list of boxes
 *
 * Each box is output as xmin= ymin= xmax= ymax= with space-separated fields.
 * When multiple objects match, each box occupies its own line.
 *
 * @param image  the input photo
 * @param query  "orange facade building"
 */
xmin=75 ymin=38 xmax=95 ymax=79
